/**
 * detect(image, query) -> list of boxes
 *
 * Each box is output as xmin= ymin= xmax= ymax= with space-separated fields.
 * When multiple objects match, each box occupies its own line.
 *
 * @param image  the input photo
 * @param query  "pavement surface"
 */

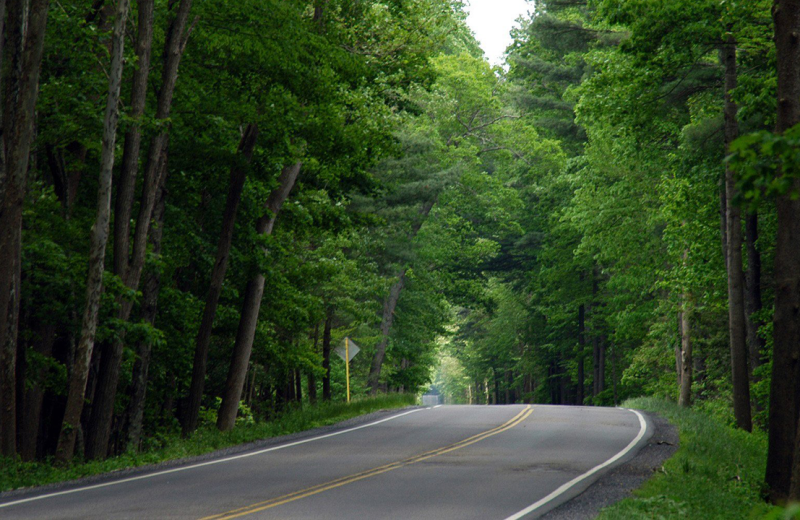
xmin=0 ymin=404 xmax=668 ymax=519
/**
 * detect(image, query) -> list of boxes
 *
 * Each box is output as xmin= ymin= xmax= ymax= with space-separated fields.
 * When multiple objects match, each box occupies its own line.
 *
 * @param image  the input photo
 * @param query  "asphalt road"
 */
xmin=0 ymin=405 xmax=652 ymax=519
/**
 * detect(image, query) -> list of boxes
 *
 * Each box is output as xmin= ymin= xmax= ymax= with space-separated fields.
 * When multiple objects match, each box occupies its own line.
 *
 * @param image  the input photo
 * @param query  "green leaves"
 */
xmin=729 ymin=125 xmax=800 ymax=207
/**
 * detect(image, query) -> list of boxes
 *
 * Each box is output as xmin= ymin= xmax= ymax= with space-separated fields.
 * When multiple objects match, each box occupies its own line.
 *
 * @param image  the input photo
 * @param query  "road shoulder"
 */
xmin=541 ymin=410 xmax=679 ymax=519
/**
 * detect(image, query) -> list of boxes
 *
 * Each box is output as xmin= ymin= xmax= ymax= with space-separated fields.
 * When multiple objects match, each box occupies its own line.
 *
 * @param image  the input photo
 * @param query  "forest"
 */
xmin=2 ymin=0 xmax=800 ymax=507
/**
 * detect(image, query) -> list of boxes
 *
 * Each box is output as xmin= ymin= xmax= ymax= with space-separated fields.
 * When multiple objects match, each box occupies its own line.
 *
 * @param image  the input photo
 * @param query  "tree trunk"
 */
xmin=86 ymin=0 xmax=194 ymax=458
xmin=85 ymin=140 xmax=169 ymax=460
xmin=770 ymin=0 xmax=800 ymax=503
xmin=367 ymin=272 xmax=405 ymax=392
xmin=322 ymin=312 xmax=332 ymax=401
xmin=590 ymin=270 xmax=604 ymax=398
xmin=722 ymin=37 xmax=752 ymax=432
xmin=745 ymin=211 xmax=764 ymax=376
xmin=367 ymin=199 xmax=435 ymax=392
xmin=286 ymin=370 xmax=296 ymax=403
xmin=0 ymin=0 xmax=49 ymax=459
xmin=679 ymin=297 xmax=692 ymax=407
xmin=294 ymin=368 xmax=302 ymax=403
xmin=523 ymin=374 xmax=532 ymax=404
xmin=307 ymin=322 xmax=319 ymax=404
xmin=124 ymin=164 xmax=168 ymax=452
xmin=20 ymin=323 xmax=56 ymax=460
xmin=675 ymin=311 xmax=683 ymax=389
xmin=113 ymin=0 xmax=154 ymax=279
xmin=312 ymin=0 xmax=327 ymax=28
xmin=612 ymin=347 xmax=618 ymax=406
xmin=182 ymin=123 xmax=259 ymax=436
xmin=160 ymin=372 xmax=176 ymax=421
xmin=720 ymin=176 xmax=729 ymax=268
xmin=592 ymin=335 xmax=605 ymax=396
xmin=55 ymin=0 xmax=131 ymax=464
xmin=216 ymin=162 xmax=302 ymax=431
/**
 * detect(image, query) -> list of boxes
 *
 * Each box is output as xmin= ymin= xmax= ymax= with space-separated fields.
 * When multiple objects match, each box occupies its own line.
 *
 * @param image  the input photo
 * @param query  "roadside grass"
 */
xmin=0 ymin=393 xmax=416 ymax=493
xmin=598 ymin=397 xmax=784 ymax=519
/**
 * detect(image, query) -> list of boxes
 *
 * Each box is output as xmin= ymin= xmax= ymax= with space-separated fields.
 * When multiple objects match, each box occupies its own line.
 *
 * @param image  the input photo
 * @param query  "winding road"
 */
xmin=0 ymin=405 xmax=651 ymax=519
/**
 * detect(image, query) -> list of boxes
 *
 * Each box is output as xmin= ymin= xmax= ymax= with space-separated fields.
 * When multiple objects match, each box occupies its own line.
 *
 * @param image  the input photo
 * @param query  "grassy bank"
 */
xmin=0 ymin=393 xmax=415 ymax=493
xmin=598 ymin=397 xmax=783 ymax=519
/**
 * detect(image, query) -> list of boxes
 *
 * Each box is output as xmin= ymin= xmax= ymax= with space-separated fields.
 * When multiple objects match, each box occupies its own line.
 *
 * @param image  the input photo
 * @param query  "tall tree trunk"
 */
xmin=723 ymin=38 xmax=752 ymax=432
xmin=590 ymin=270 xmax=604 ymax=397
xmin=744 ymin=211 xmax=764 ymax=376
xmin=291 ymin=370 xmax=298 ymax=402
xmin=307 ymin=322 xmax=319 ymax=404
xmin=612 ymin=347 xmax=618 ymax=405
xmin=85 ymin=140 xmax=168 ymax=460
xmin=124 ymin=162 xmax=168 ymax=452
xmin=508 ymin=369 xmax=517 ymax=404
xmin=367 ymin=272 xmax=405 ymax=392
xmin=87 ymin=0 xmax=194 ymax=459
xmin=216 ymin=162 xmax=302 ymax=431
xmin=20 ymin=323 xmax=56 ymax=460
xmin=720 ymin=177 xmax=729 ymax=268
xmin=367 ymin=199 xmax=435 ymax=392
xmin=0 ymin=0 xmax=49 ymax=459
xmin=294 ymin=368 xmax=302 ymax=403
xmin=113 ymin=0 xmax=154 ymax=279
xmin=592 ymin=336 xmax=605 ymax=396
xmin=322 ymin=311 xmax=332 ymax=401
xmin=182 ymin=123 xmax=259 ymax=436
xmin=312 ymin=0 xmax=327 ymax=28
xmin=675 ymin=311 xmax=683 ymax=389
xmin=160 ymin=372 xmax=176 ymax=421
xmin=770 ymin=0 xmax=800 ymax=503
xmin=55 ymin=0 xmax=131 ymax=464
xmin=679 ymin=297 xmax=692 ymax=407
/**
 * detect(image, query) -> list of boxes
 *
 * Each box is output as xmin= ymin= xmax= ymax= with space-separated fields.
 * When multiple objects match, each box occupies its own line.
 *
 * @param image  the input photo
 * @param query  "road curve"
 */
xmin=0 ymin=405 xmax=651 ymax=519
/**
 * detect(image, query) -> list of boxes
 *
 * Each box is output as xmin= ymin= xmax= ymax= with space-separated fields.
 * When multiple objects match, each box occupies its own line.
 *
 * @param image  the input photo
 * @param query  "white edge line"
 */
xmin=0 ymin=408 xmax=424 ymax=509
xmin=503 ymin=408 xmax=648 ymax=520
xmin=433 ymin=405 xmax=443 ymax=409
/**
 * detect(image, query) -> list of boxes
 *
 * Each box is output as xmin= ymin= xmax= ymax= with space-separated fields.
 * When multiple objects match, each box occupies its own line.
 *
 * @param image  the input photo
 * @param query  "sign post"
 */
xmin=334 ymin=337 xmax=360 ymax=403
xmin=345 ymin=337 xmax=350 ymax=403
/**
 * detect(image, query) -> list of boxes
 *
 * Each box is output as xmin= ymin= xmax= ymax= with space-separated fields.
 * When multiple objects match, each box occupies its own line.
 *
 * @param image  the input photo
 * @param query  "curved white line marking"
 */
xmin=0 ymin=408 xmax=424 ymax=509
xmin=503 ymin=408 xmax=648 ymax=520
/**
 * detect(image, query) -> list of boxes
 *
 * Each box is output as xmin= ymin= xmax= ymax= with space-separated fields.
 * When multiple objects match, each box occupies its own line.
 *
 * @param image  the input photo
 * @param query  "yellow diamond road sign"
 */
xmin=335 ymin=339 xmax=360 ymax=362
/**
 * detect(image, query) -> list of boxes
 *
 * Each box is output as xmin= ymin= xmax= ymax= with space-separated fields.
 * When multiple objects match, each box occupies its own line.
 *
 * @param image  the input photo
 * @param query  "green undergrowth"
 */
xmin=0 ymin=393 xmax=415 ymax=493
xmin=598 ymin=397 xmax=788 ymax=520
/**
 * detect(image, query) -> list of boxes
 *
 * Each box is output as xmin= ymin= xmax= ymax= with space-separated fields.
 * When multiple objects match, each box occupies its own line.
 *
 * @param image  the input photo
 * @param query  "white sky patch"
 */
xmin=466 ymin=0 xmax=531 ymax=67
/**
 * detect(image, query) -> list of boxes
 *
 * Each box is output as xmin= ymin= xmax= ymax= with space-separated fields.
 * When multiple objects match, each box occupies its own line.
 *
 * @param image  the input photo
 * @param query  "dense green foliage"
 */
xmin=1 ymin=0 xmax=499 ymax=467
xmin=433 ymin=0 xmax=776 ymax=423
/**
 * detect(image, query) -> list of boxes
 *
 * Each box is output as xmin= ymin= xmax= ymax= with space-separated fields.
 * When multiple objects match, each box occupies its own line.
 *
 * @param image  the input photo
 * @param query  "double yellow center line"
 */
xmin=201 ymin=405 xmax=533 ymax=520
